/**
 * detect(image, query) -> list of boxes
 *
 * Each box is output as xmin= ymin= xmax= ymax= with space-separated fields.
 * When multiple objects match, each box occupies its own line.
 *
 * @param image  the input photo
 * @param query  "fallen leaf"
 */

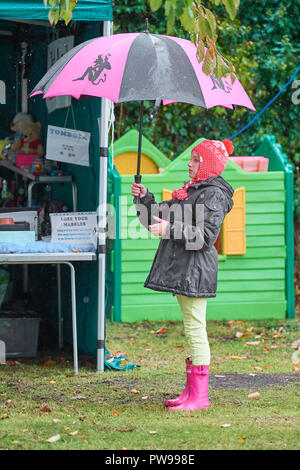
xmin=22 ymin=429 xmax=29 ymax=433
xmin=248 ymin=392 xmax=260 ymax=399
xmin=141 ymin=396 xmax=149 ymax=400
xmin=49 ymin=380 xmax=56 ymax=384
xmin=237 ymin=437 xmax=246 ymax=444
xmin=53 ymin=419 xmax=61 ymax=423
xmin=215 ymin=375 xmax=226 ymax=378
xmin=263 ymin=365 xmax=272 ymax=369
xmin=253 ymin=366 xmax=262 ymax=371
xmin=149 ymin=431 xmax=157 ymax=435
xmin=43 ymin=360 xmax=55 ymax=367
xmin=6 ymin=399 xmax=12 ymax=404
xmin=12 ymin=441 xmax=19 ymax=445
xmin=70 ymin=396 xmax=87 ymax=400
xmin=129 ymin=339 xmax=137 ymax=343
xmin=293 ymin=364 xmax=300 ymax=371
xmin=270 ymin=345 xmax=278 ymax=349
xmin=263 ymin=348 xmax=270 ymax=354
xmin=40 ymin=405 xmax=52 ymax=413
xmin=227 ymin=320 xmax=235 ymax=325
xmin=220 ymin=423 xmax=231 ymax=428
xmin=130 ymin=389 xmax=140 ymax=394
xmin=235 ymin=332 xmax=243 ymax=338
xmin=112 ymin=410 xmax=119 ymax=416
xmin=47 ymin=434 xmax=61 ymax=443
xmin=153 ymin=327 xmax=167 ymax=335
xmin=245 ymin=341 xmax=261 ymax=346
xmin=230 ymin=356 xmax=244 ymax=360
xmin=69 ymin=430 xmax=79 ymax=436
xmin=145 ymin=348 xmax=152 ymax=352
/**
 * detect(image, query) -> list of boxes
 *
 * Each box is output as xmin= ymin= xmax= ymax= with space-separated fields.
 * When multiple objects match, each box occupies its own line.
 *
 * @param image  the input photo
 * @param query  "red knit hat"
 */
xmin=172 ymin=139 xmax=234 ymax=200
xmin=193 ymin=139 xmax=234 ymax=181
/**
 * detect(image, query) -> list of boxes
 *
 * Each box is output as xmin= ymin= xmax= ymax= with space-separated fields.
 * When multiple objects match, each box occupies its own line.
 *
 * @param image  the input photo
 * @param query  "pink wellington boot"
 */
xmin=164 ymin=358 xmax=192 ymax=407
xmin=167 ymin=365 xmax=210 ymax=412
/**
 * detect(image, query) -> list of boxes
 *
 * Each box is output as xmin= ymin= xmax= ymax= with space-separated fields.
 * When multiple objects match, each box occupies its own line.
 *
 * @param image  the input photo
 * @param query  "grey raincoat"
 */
xmin=136 ymin=175 xmax=234 ymax=298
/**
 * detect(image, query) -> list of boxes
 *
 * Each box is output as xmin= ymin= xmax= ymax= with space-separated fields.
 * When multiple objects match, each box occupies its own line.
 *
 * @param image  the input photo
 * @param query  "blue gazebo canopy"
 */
xmin=0 ymin=0 xmax=113 ymax=21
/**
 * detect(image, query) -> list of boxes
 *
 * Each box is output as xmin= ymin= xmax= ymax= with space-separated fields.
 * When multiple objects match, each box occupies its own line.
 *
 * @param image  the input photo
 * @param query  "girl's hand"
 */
xmin=131 ymin=182 xmax=147 ymax=198
xmin=149 ymin=216 xmax=169 ymax=237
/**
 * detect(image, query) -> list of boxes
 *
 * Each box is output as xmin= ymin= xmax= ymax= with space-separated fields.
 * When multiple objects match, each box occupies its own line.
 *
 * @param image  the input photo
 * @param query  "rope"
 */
xmin=229 ymin=64 xmax=300 ymax=140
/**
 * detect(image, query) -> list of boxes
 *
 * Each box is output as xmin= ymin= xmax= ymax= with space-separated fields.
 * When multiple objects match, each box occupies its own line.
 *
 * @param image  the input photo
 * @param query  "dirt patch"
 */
xmin=210 ymin=373 xmax=300 ymax=390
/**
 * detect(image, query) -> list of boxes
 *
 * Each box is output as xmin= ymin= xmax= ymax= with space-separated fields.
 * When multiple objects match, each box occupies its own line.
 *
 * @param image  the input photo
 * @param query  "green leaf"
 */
xmin=150 ymin=0 xmax=162 ymax=12
xmin=204 ymin=7 xmax=217 ymax=41
xmin=48 ymin=9 xmax=55 ymax=25
xmin=202 ymin=51 xmax=213 ymax=75
xmin=54 ymin=8 xmax=60 ymax=23
xmin=215 ymin=54 xmax=224 ymax=78
xmin=222 ymin=0 xmax=238 ymax=20
xmin=63 ymin=9 xmax=73 ymax=25
xmin=198 ymin=12 xmax=207 ymax=40
xmin=196 ymin=40 xmax=205 ymax=63
xmin=180 ymin=6 xmax=194 ymax=32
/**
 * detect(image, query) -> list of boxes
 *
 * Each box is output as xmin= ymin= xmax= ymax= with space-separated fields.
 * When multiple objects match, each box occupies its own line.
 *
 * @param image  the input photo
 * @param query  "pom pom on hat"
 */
xmin=222 ymin=139 xmax=234 ymax=156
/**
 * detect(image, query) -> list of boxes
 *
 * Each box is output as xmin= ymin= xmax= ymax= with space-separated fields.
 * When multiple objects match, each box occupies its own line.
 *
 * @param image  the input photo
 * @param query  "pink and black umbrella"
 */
xmin=31 ymin=29 xmax=255 ymax=190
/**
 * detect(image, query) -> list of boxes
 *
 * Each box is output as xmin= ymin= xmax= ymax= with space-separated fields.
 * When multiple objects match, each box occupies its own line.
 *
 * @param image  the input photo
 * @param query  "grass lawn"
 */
xmin=0 ymin=313 xmax=299 ymax=450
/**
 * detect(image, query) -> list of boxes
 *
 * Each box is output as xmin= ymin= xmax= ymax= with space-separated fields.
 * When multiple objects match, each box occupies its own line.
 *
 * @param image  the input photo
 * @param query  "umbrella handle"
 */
xmin=133 ymin=174 xmax=142 ymax=205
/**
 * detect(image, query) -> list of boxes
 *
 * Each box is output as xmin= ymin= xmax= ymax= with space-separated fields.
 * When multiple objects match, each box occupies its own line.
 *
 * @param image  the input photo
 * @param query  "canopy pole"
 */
xmin=97 ymin=20 xmax=113 ymax=373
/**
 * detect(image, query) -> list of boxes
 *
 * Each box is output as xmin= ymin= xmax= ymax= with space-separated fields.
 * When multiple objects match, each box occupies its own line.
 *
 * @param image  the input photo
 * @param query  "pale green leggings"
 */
xmin=176 ymin=295 xmax=210 ymax=366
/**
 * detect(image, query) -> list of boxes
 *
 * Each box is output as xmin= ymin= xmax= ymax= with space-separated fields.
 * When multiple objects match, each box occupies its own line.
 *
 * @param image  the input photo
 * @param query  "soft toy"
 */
xmin=1 ymin=112 xmax=34 ymax=162
xmin=11 ymin=121 xmax=43 ymax=157
xmin=10 ymin=112 xmax=34 ymax=139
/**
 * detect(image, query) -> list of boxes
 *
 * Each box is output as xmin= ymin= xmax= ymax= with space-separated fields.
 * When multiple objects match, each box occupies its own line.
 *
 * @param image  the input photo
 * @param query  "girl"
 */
xmin=131 ymin=139 xmax=234 ymax=411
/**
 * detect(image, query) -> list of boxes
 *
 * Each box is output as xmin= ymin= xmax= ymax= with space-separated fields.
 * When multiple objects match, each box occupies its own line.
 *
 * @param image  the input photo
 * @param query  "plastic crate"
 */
xmin=0 ymin=317 xmax=40 ymax=358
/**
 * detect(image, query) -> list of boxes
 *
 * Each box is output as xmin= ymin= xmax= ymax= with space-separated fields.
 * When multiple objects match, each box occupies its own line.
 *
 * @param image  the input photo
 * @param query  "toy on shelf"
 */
xmin=12 ymin=121 xmax=43 ymax=157
xmin=0 ymin=113 xmax=34 ymax=163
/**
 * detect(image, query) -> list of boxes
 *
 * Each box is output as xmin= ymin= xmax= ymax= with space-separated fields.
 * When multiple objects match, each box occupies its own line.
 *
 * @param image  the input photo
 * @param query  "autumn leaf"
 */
xmin=248 ymin=392 xmax=260 ymax=399
xmin=69 ymin=430 xmax=79 ymax=436
xmin=47 ymin=434 xmax=61 ymax=443
xmin=149 ymin=431 xmax=157 ymax=435
xmin=237 ymin=437 xmax=246 ymax=444
xmin=112 ymin=410 xmax=119 ymax=416
xmin=43 ymin=359 xmax=55 ymax=367
xmin=129 ymin=339 xmax=137 ymax=343
xmin=40 ymin=405 xmax=52 ymax=413
xmin=152 ymin=327 xmax=167 ymax=335
xmin=245 ymin=341 xmax=261 ymax=346
xmin=130 ymin=389 xmax=140 ymax=394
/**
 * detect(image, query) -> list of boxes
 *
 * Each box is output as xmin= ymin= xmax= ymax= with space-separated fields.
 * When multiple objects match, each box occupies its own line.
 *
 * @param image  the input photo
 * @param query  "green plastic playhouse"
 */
xmin=107 ymin=130 xmax=295 ymax=323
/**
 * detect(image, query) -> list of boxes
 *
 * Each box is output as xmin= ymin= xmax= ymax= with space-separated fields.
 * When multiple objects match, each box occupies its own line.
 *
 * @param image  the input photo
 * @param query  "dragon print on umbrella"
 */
xmin=73 ymin=54 xmax=111 ymax=85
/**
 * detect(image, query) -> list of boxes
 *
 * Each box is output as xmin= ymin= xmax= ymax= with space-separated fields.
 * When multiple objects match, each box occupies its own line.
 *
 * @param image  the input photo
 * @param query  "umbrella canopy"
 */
xmin=31 ymin=32 xmax=255 ymax=111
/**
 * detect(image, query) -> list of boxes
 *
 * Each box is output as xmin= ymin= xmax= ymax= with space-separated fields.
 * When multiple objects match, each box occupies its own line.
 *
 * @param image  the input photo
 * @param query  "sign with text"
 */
xmin=46 ymin=125 xmax=91 ymax=166
xmin=50 ymin=212 xmax=97 ymax=248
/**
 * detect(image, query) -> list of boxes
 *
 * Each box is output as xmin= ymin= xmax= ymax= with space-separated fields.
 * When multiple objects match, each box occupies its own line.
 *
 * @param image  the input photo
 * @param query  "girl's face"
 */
xmin=188 ymin=150 xmax=202 ymax=179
